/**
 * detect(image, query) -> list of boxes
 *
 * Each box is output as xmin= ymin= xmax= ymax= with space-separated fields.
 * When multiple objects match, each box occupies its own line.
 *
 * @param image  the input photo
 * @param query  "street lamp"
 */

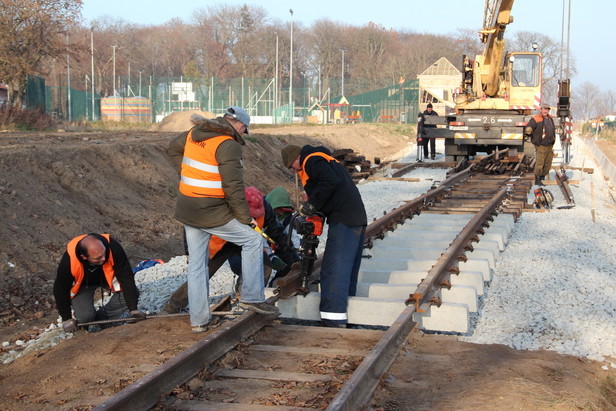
xmin=90 ymin=27 xmax=96 ymax=120
xmin=111 ymin=45 xmax=117 ymax=96
xmin=340 ymin=49 xmax=346 ymax=97
xmin=289 ymin=9 xmax=293 ymax=115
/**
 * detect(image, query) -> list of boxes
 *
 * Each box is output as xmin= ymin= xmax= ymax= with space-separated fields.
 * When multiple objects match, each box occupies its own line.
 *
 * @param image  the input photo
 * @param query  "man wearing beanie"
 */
xmin=280 ymin=144 xmax=367 ymax=328
xmin=168 ymin=107 xmax=278 ymax=332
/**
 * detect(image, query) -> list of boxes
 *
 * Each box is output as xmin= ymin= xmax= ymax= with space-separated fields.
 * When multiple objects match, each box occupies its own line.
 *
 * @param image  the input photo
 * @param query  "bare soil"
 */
xmin=0 ymin=120 xmax=614 ymax=410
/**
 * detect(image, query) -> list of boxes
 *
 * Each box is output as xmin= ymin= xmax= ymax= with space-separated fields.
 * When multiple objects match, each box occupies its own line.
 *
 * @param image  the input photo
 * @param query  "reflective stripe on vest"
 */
xmin=179 ymin=131 xmax=234 ymax=198
xmin=66 ymin=234 xmax=119 ymax=298
xmin=298 ymin=152 xmax=340 ymax=186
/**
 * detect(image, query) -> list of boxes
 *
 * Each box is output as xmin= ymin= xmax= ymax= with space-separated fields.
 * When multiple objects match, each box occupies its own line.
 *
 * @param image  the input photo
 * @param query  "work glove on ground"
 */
xmin=62 ymin=319 xmax=77 ymax=333
xmin=300 ymin=202 xmax=316 ymax=216
xmin=129 ymin=310 xmax=147 ymax=321
xmin=270 ymin=255 xmax=287 ymax=272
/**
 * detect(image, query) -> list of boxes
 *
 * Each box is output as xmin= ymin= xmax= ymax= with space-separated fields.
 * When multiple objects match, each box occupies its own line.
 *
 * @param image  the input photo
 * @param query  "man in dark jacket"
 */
xmin=525 ymin=103 xmax=556 ymax=186
xmin=168 ymin=107 xmax=278 ymax=333
xmin=160 ymin=186 xmax=299 ymax=314
xmin=53 ymin=233 xmax=145 ymax=333
xmin=418 ymin=103 xmax=438 ymax=160
xmin=281 ymin=144 xmax=367 ymax=328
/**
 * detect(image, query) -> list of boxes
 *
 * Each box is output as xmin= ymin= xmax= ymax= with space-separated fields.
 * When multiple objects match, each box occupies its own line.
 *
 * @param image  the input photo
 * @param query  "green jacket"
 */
xmin=168 ymin=115 xmax=251 ymax=228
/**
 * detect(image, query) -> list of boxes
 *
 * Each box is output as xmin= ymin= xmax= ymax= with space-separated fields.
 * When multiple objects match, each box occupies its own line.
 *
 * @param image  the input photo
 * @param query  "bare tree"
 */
xmin=572 ymin=82 xmax=600 ymax=121
xmin=0 ymin=0 xmax=82 ymax=106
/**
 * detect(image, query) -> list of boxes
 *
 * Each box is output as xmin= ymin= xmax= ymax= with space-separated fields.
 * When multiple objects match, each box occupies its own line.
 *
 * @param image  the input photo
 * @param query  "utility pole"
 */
xmin=341 ymin=49 xmax=345 ymax=96
xmin=111 ymin=45 xmax=117 ymax=96
xmin=66 ymin=33 xmax=71 ymax=122
xmin=90 ymin=28 xmax=96 ymax=120
xmin=275 ymin=33 xmax=279 ymax=123
xmin=289 ymin=9 xmax=294 ymax=115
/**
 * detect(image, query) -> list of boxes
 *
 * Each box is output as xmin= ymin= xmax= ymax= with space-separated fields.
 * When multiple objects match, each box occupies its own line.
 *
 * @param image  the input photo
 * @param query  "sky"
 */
xmin=81 ymin=0 xmax=616 ymax=94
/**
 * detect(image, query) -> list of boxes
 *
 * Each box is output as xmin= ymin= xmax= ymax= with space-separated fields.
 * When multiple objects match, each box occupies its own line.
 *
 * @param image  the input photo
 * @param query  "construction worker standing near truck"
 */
xmin=419 ymin=103 xmax=438 ymax=160
xmin=53 ymin=234 xmax=146 ymax=333
xmin=280 ymin=144 xmax=367 ymax=328
xmin=168 ymin=107 xmax=278 ymax=333
xmin=525 ymin=103 xmax=556 ymax=186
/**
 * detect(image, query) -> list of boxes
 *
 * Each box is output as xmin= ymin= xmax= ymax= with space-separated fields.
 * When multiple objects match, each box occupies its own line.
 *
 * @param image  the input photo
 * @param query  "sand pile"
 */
xmin=152 ymin=110 xmax=215 ymax=132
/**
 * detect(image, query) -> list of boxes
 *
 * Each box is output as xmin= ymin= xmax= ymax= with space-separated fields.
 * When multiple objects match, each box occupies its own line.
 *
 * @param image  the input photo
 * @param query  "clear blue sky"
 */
xmin=82 ymin=0 xmax=616 ymax=93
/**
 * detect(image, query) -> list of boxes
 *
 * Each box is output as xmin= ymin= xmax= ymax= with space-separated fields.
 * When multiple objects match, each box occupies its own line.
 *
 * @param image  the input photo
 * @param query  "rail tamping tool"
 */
xmin=287 ymin=212 xmax=324 ymax=294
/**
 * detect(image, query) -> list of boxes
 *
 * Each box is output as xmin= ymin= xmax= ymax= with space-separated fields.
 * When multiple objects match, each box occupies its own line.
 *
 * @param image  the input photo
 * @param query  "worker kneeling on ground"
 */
xmin=53 ymin=233 xmax=146 ymax=333
xmin=160 ymin=186 xmax=299 ymax=314
xmin=168 ymin=107 xmax=279 ymax=333
xmin=281 ymin=144 xmax=367 ymax=328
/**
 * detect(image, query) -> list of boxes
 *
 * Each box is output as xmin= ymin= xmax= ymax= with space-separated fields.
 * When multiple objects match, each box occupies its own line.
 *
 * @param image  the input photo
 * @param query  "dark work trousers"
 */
xmin=71 ymin=285 xmax=131 ymax=323
xmin=319 ymin=222 xmax=366 ymax=326
xmin=534 ymin=144 xmax=554 ymax=178
xmin=422 ymin=136 xmax=436 ymax=158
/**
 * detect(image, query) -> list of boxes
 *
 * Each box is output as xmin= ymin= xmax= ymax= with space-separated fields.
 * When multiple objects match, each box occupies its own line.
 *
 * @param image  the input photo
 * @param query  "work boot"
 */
xmin=191 ymin=316 xmax=221 ymax=333
xmin=535 ymin=176 xmax=544 ymax=186
xmin=238 ymin=301 xmax=279 ymax=316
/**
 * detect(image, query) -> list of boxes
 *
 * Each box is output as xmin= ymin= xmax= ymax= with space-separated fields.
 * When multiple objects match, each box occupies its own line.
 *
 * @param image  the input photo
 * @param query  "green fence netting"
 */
xmin=25 ymin=74 xmax=419 ymax=124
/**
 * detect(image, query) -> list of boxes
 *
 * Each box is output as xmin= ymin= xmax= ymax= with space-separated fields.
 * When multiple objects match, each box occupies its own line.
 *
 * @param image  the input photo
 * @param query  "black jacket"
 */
xmin=53 ymin=234 xmax=139 ymax=321
xmin=300 ymin=145 xmax=367 ymax=227
xmin=527 ymin=114 xmax=556 ymax=146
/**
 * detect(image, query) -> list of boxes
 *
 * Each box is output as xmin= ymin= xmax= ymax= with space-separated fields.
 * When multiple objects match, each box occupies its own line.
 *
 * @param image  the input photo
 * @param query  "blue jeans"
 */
xmin=319 ymin=223 xmax=366 ymax=325
xmin=185 ymin=219 xmax=265 ymax=327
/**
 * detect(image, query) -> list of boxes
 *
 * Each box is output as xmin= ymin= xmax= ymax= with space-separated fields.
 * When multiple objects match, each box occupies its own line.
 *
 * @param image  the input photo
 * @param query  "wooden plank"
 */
xmin=173 ymin=399 xmax=305 ymax=410
xmin=275 ymin=324 xmax=384 ymax=337
xmin=369 ymin=177 xmax=420 ymax=182
xmin=249 ymin=344 xmax=367 ymax=357
xmin=215 ymin=368 xmax=332 ymax=382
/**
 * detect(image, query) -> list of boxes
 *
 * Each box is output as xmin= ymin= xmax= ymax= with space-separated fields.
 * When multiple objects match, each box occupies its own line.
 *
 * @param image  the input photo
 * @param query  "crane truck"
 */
xmin=423 ymin=0 xmax=569 ymax=161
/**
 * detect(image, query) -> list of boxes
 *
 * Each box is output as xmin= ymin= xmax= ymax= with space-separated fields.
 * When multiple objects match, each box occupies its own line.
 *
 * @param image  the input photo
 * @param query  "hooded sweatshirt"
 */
xmin=168 ymin=115 xmax=251 ymax=228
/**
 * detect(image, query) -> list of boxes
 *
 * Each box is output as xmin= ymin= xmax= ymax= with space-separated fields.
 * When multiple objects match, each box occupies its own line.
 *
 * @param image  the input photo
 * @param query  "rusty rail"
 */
xmin=326 ymin=187 xmax=510 ymax=411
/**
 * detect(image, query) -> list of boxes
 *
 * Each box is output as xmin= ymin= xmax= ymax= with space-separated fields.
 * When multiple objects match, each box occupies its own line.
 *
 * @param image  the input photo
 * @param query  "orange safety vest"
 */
xmin=298 ymin=152 xmax=340 ymax=186
xmin=179 ymin=130 xmax=234 ymax=198
xmin=208 ymin=215 xmax=266 ymax=257
xmin=66 ymin=234 xmax=120 ymax=298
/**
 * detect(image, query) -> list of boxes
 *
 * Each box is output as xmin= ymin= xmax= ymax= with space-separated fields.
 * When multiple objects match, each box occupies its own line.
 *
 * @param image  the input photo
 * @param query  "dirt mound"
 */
xmin=152 ymin=110 xmax=215 ymax=132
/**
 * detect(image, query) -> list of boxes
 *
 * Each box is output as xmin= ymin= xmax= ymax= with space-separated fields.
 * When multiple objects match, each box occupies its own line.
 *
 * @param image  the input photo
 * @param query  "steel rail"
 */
xmin=93 ymin=297 xmax=279 ymax=411
xmin=275 ymin=165 xmax=475 ymax=299
xmin=326 ymin=187 xmax=509 ymax=411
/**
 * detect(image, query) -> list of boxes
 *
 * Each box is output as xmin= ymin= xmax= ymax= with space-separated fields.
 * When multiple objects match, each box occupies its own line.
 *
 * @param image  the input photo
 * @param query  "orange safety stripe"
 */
xmin=67 ymin=234 xmax=119 ymax=298
xmin=179 ymin=131 xmax=233 ymax=198
xmin=298 ymin=152 xmax=339 ymax=186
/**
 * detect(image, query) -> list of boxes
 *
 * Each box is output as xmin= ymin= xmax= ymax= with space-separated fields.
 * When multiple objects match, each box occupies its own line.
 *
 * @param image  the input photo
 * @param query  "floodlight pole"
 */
xmin=289 ymin=9 xmax=293 ymax=115
xmin=66 ymin=33 xmax=71 ymax=122
xmin=111 ymin=45 xmax=117 ymax=96
xmin=341 ymin=49 xmax=346 ymax=97
xmin=90 ymin=28 xmax=96 ymax=120
xmin=275 ymin=33 xmax=279 ymax=123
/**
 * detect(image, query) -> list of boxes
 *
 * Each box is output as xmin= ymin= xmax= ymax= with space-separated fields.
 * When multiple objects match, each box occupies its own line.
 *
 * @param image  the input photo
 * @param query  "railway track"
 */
xmin=96 ymin=153 xmax=536 ymax=411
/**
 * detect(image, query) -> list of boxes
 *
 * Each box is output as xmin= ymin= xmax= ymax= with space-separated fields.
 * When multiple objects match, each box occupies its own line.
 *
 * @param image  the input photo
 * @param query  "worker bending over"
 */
xmin=168 ymin=107 xmax=278 ymax=333
xmin=160 ymin=186 xmax=299 ymax=314
xmin=281 ymin=144 xmax=367 ymax=328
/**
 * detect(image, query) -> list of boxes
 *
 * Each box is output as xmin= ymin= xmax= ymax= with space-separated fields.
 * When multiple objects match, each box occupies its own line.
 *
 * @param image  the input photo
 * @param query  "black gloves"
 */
xmin=130 ymin=310 xmax=147 ymax=321
xmin=270 ymin=255 xmax=287 ymax=272
xmin=300 ymin=202 xmax=316 ymax=216
xmin=62 ymin=319 xmax=77 ymax=333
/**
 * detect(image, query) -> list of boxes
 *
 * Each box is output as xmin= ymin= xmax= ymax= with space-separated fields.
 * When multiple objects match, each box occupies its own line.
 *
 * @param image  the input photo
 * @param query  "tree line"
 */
xmin=1 ymin=0 xmax=612 ymax=120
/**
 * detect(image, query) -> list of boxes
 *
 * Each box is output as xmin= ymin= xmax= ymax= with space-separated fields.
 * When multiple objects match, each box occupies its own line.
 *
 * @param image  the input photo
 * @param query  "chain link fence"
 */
xmin=25 ymin=75 xmax=419 ymax=124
